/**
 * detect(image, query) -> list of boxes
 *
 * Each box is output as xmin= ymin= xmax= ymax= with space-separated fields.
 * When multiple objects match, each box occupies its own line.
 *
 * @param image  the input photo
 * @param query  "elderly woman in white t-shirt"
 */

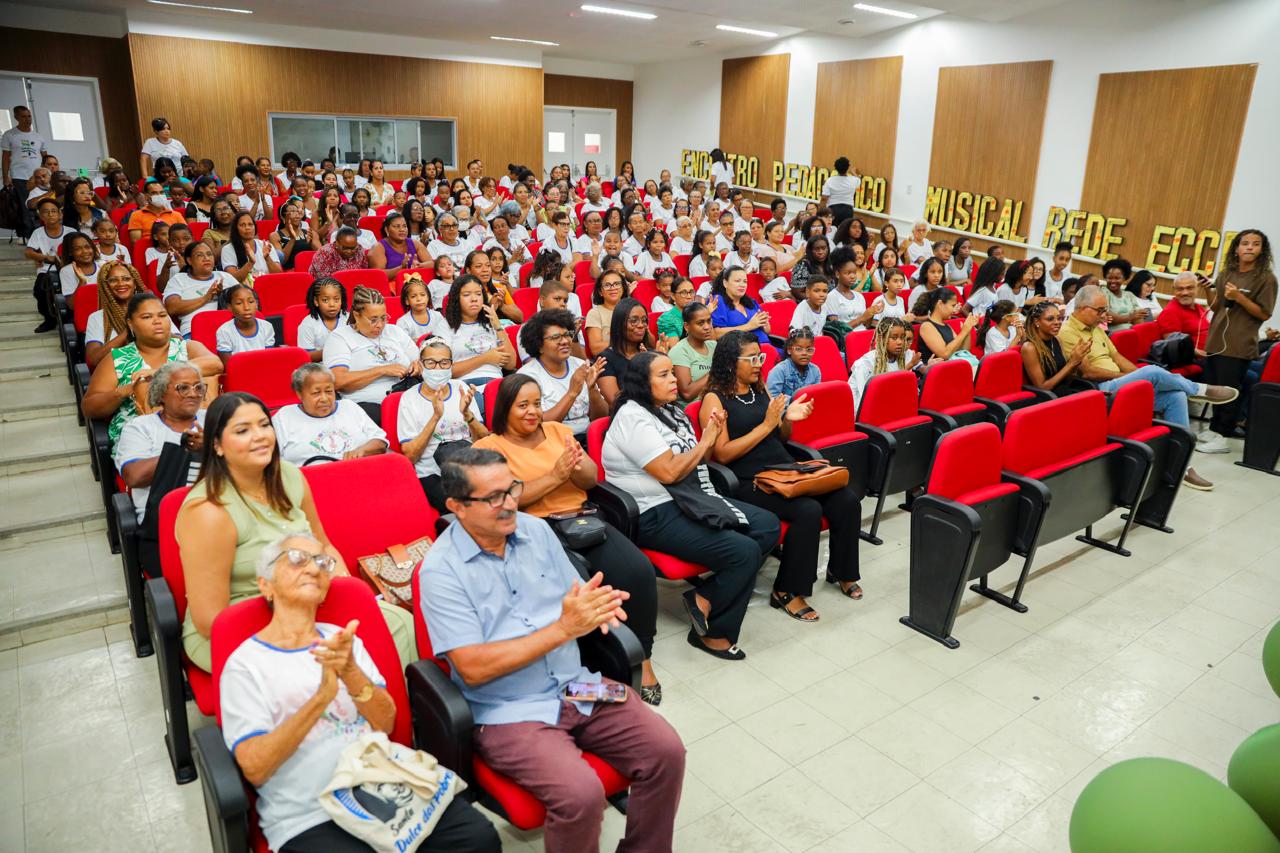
xmin=272 ymin=363 xmax=388 ymax=467
xmin=322 ymin=286 xmax=421 ymax=424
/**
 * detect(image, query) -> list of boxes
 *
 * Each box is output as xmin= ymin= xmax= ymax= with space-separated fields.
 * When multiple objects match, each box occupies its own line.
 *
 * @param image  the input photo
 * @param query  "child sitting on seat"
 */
xmin=849 ymin=317 xmax=921 ymax=412
xmin=429 ymin=255 xmax=455 ymax=307
xmin=758 ymin=257 xmax=791 ymax=301
xmin=695 ymin=254 xmax=725 ymax=301
xmin=216 ymin=285 xmax=274 ymax=364
xmin=396 ymin=273 xmax=446 ymax=342
xmin=297 ymin=277 xmax=347 ymax=360
xmin=650 ymin=269 xmax=677 ymax=315
xmin=791 ymin=275 xmax=830 ymax=337
xmin=93 ymin=217 xmax=129 ymax=265
xmin=766 ymin=327 xmax=823 ymax=398
xmin=980 ymin=298 xmax=1024 ymax=354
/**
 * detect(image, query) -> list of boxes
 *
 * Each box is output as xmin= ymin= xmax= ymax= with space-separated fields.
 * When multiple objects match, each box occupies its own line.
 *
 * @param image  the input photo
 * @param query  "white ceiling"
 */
xmin=27 ymin=0 xmax=1076 ymax=63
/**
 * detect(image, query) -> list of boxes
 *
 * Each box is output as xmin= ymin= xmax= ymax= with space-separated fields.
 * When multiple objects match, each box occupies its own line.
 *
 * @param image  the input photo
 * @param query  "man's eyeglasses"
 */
xmin=458 ymin=480 xmax=524 ymax=509
xmin=272 ymin=548 xmax=337 ymax=574
xmin=173 ymin=382 xmax=207 ymax=396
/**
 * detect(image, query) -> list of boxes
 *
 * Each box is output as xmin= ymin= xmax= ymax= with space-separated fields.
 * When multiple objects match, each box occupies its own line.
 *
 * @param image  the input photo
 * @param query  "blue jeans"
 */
xmin=1098 ymin=364 xmax=1198 ymax=427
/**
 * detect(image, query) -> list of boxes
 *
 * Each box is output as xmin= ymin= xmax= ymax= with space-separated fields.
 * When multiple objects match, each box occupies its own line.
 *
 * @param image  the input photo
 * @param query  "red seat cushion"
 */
xmin=955 ymin=481 xmax=1020 ymax=506
xmin=474 ymin=752 xmax=630 ymax=830
xmin=1129 ymin=424 xmax=1170 ymax=443
xmin=1024 ymin=442 xmax=1122 ymax=481
xmin=938 ymin=402 xmax=987 ymax=418
xmin=807 ymin=429 xmax=868 ymax=450
xmin=186 ymin=661 xmax=215 ymax=716
xmin=992 ymin=390 xmax=1036 ymax=405
xmin=643 ymin=549 xmax=707 ymax=581
xmin=877 ymin=414 xmax=932 ymax=433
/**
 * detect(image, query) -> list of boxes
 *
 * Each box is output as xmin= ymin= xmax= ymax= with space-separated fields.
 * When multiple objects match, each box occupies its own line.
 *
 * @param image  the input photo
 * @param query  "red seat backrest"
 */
xmin=109 ymin=205 xmax=135 ymax=228
xmin=920 ymin=360 xmax=976 ymax=412
xmin=812 ymin=336 xmax=847 ymax=382
xmin=483 ymin=377 xmax=503 ymax=427
xmin=1003 ymin=390 xmax=1108 ymax=475
xmin=73 ymin=284 xmax=100 ymax=334
xmin=858 ymin=370 xmax=919 ymax=425
xmin=631 ymin=279 xmax=658 ymax=307
xmin=1110 ymin=328 xmax=1146 ymax=365
xmin=189 ymin=309 xmax=235 ymax=353
xmin=1107 ymin=379 xmax=1156 ymax=438
xmin=789 ymin=380 xmax=855 ymax=445
xmin=302 ymin=453 xmax=436 ymax=569
xmin=760 ymin=300 xmax=796 ymax=332
xmin=209 ymin=577 xmax=412 ymax=746
xmin=845 ymin=329 xmax=874 ymax=367
xmin=253 ymin=271 xmax=311 ymax=315
xmin=587 ymin=417 xmax=610 ymax=482
xmin=381 ymin=392 xmax=404 ymax=453
xmin=518 ymin=262 xmax=535 ymax=289
xmin=927 ymin=422 xmax=1003 ymax=500
xmin=761 ymin=345 xmax=780 ymax=380
xmin=334 ymin=268 xmax=392 ymax=300
xmin=158 ymin=485 xmax=195 ymax=623
xmin=295 ymin=250 xmax=316 ymax=274
xmin=512 ymin=287 xmax=540 ymax=319
xmin=282 ymin=304 xmax=309 ymax=347
xmin=394 ymin=267 xmax=435 ymax=300
xmin=745 ymin=274 xmax=765 ymax=303
xmin=1261 ymin=345 xmax=1280 ymax=384
xmin=672 ymin=254 xmax=691 ymax=277
xmin=187 ymin=221 xmax=209 ymax=242
xmin=573 ymin=260 xmax=594 ymax=286
xmin=223 ymin=347 xmax=310 ymax=409
xmin=254 ymin=219 xmax=278 ymax=240
xmin=1133 ymin=321 xmax=1160 ymax=353
xmin=358 ymin=215 xmax=385 ymax=235
xmin=576 ymin=284 xmax=595 ymax=314
xmin=975 ymin=350 xmax=1024 ymax=398
xmin=684 ymin=401 xmax=702 ymax=439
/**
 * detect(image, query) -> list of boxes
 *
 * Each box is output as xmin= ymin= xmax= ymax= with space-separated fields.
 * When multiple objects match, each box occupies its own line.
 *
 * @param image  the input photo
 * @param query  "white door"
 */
xmin=27 ymin=77 xmax=106 ymax=178
xmin=543 ymin=107 xmax=616 ymax=184
xmin=0 ymin=75 xmax=29 ymax=133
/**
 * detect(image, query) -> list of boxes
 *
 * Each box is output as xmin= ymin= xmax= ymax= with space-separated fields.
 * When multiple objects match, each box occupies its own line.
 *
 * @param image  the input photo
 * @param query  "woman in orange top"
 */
xmin=473 ymin=373 xmax=662 ymax=704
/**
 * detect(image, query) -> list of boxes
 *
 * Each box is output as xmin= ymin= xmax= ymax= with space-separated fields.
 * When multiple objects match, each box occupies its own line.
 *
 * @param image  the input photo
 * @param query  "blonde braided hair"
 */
xmin=96 ymin=260 xmax=146 ymax=342
xmin=872 ymin=316 xmax=912 ymax=375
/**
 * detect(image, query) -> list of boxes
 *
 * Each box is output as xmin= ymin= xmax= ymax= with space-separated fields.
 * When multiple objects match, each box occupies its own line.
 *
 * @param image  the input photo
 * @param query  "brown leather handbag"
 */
xmin=753 ymin=460 xmax=849 ymax=498
xmin=357 ymin=538 xmax=432 ymax=610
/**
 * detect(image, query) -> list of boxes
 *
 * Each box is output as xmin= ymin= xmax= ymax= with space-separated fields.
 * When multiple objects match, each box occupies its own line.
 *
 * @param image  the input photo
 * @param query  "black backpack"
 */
xmin=1149 ymin=332 xmax=1194 ymax=368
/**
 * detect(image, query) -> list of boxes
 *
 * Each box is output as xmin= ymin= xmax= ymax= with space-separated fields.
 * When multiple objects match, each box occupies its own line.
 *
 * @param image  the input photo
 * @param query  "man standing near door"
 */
xmin=2 ymin=105 xmax=48 ymax=238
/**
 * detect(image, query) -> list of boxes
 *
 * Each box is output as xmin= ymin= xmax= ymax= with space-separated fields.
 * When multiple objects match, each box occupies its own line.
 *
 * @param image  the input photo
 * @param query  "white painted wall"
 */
xmin=630 ymin=0 xmax=1280 ymax=252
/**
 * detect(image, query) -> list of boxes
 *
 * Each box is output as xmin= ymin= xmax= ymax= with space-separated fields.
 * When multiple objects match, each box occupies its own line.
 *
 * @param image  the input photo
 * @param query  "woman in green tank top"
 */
xmin=81 ymin=291 xmax=221 ymax=447
xmin=175 ymin=392 xmax=415 ymax=672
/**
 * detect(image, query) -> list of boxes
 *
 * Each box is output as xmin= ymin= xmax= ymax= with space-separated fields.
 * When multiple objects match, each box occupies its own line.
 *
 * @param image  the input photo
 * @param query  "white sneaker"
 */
xmin=1195 ymin=432 xmax=1230 ymax=454
xmin=1195 ymin=430 xmax=1213 ymax=443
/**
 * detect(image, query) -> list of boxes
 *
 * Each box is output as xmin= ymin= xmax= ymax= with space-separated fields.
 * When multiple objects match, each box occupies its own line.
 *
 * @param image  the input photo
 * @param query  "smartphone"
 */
xmin=548 ymin=507 xmax=597 ymax=521
xmin=565 ymin=681 xmax=627 ymax=703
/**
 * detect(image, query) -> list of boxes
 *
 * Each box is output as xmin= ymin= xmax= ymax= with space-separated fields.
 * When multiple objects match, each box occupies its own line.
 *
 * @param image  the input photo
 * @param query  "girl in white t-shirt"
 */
xmin=221 ymin=212 xmax=282 ymax=284
xmin=849 ymin=317 xmax=921 ymax=413
xmin=854 ymin=269 xmax=909 ymax=327
xmin=92 ymin=218 xmax=129 ymax=266
xmin=57 ymin=232 xmax=102 ymax=302
xmin=945 ymin=237 xmax=975 ymax=284
xmin=146 ymin=221 xmax=194 ymax=294
xmin=723 ymin=231 xmax=759 ymax=274
xmin=758 ymin=258 xmax=791 ymax=301
xmin=437 ymin=275 xmax=518 ymax=386
xmin=1044 ymin=242 xmax=1073 ymax=302
xmin=980 ymin=299 xmax=1024 ymax=354
xmin=429 ymin=256 xmax=457 ymax=307
xmin=296 ymin=278 xmax=348 ymax=357
xmin=395 ymin=274 xmax=447 ymax=343
xmin=215 ymin=285 xmax=275 ymax=362
xmin=629 ymin=229 xmax=676 ymax=280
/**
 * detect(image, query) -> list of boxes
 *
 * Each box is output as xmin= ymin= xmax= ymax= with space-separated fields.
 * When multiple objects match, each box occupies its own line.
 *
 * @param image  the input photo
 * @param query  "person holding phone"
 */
xmin=700 ymin=331 xmax=864 ymax=618
xmin=1198 ymin=229 xmax=1277 ymax=453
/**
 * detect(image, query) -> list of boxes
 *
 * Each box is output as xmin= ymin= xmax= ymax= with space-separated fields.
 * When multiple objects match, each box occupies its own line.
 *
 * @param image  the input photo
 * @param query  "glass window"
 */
xmin=548 ymin=132 xmax=566 ymax=153
xmin=48 ymin=112 xmax=84 ymax=142
xmin=419 ymin=120 xmax=456 ymax=168
xmin=271 ymin=116 xmax=335 ymax=164
xmin=271 ymin=113 xmax=455 ymax=168
xmin=394 ymin=120 xmax=420 ymax=164
xmin=360 ymin=120 xmax=394 ymax=163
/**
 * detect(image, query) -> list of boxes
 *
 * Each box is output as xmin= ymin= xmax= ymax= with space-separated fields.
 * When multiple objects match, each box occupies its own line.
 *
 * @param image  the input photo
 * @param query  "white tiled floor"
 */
xmin=3 ymin=444 xmax=1278 ymax=852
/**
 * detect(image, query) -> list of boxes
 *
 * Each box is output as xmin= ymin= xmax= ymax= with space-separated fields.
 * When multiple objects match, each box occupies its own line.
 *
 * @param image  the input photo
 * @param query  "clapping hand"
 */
xmin=701 ymin=407 xmax=727 ymax=443
xmin=763 ymin=393 xmax=788 ymax=428
xmin=572 ymin=357 xmax=605 ymax=390
xmin=457 ymin=382 xmax=475 ymax=414
xmin=785 ymin=392 xmax=814 ymax=421
xmin=559 ymin=573 xmax=629 ymax=638
xmin=552 ymin=436 xmax=584 ymax=481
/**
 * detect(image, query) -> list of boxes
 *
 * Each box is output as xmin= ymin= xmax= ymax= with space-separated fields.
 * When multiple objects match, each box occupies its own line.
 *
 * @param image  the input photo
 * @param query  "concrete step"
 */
xmin=0 ymin=412 xmax=91 ymax=475
xmin=0 ymin=375 xmax=78 ymax=422
xmin=0 ymin=462 xmax=107 ymax=546
xmin=0 ymin=345 xmax=66 ymax=381
xmin=0 ymin=529 xmax=128 ymax=646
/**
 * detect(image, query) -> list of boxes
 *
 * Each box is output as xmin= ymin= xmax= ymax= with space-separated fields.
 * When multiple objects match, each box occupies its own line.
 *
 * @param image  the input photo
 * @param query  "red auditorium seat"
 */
xmin=1106 ymin=379 xmax=1195 ymax=542
xmin=844 ymin=329 xmax=874 ymax=367
xmin=251 ymin=271 xmax=310 ymax=315
xmin=918 ymin=360 xmax=992 ymax=428
xmin=811 ymin=335 xmax=846 ymax=382
xmin=760 ymin=300 xmax=796 ymax=335
xmin=222 ymin=347 xmax=310 ymax=411
xmin=293 ymin=249 xmax=316 ymax=273
xmin=281 ymin=304 xmax=308 ymax=347
xmin=973 ymin=350 xmax=1051 ymax=423
xmin=1239 ymin=345 xmax=1280 ymax=475
xmin=334 ymin=268 xmax=394 ymax=300
xmin=253 ymin=219 xmax=278 ymax=240
xmin=785 ymin=380 xmax=872 ymax=512
xmin=394 ymin=266 xmax=434 ymax=298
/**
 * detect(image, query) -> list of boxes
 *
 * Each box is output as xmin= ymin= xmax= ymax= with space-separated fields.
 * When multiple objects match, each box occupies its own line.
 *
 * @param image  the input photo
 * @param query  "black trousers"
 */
xmin=828 ymin=203 xmax=854 ymax=227
xmin=570 ymin=520 xmax=657 ymax=657
xmin=357 ymin=400 xmax=383 ymax=427
xmin=636 ymin=499 xmax=780 ymax=644
xmin=279 ymin=799 xmax=500 ymax=852
xmin=419 ymin=474 xmax=447 ymax=514
xmin=733 ymin=483 xmax=861 ymax=596
xmin=1206 ymin=354 xmax=1252 ymax=436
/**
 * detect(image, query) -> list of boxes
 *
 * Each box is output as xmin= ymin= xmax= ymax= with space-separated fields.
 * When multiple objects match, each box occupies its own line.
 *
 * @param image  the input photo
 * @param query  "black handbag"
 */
xmin=550 ymin=510 xmax=608 ymax=550
xmin=388 ymin=374 xmax=423 ymax=394
xmin=664 ymin=465 xmax=749 ymax=530
xmin=1149 ymin=332 xmax=1193 ymax=368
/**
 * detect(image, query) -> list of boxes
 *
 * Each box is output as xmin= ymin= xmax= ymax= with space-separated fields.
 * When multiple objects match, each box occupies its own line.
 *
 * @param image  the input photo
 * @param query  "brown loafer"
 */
xmin=1189 ymin=385 xmax=1239 ymax=405
xmin=1182 ymin=467 xmax=1214 ymax=491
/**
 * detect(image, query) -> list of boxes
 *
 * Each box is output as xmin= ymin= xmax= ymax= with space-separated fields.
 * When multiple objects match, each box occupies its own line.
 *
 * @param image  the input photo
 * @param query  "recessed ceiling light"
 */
xmin=580 ymin=4 xmax=657 ymax=20
xmin=490 ymin=36 xmax=560 ymax=46
xmin=852 ymin=3 xmax=918 ymax=19
xmin=715 ymin=24 xmax=779 ymax=37
xmin=146 ymin=0 xmax=253 ymax=12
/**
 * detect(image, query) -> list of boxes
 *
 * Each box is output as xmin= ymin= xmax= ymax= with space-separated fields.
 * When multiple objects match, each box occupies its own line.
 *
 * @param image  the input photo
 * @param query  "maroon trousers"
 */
xmin=472 ymin=680 xmax=685 ymax=852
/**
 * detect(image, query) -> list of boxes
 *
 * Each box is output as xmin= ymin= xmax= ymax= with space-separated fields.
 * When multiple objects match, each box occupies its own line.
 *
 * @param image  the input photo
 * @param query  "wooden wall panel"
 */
xmin=1078 ymin=64 xmax=1256 ymax=281
xmin=928 ymin=60 xmax=1052 ymax=253
xmin=0 ymin=26 xmax=140 ymax=171
xmin=544 ymin=73 xmax=632 ymax=170
xmin=719 ymin=54 xmax=789 ymax=191
xmin=812 ymin=56 xmax=902 ymax=226
xmin=126 ymin=34 xmax=541 ymax=181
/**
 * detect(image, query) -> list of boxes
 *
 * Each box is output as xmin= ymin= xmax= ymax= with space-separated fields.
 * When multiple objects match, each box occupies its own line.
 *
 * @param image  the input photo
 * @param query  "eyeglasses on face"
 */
xmin=173 ymin=382 xmax=207 ymax=396
xmin=362 ymin=313 xmax=388 ymax=325
xmin=626 ymin=315 xmax=647 ymax=326
xmin=459 ymin=479 xmax=524 ymax=508
xmin=737 ymin=353 xmax=767 ymax=366
xmin=543 ymin=331 xmax=575 ymax=343
xmin=272 ymin=548 xmax=337 ymax=574
xmin=421 ymin=357 xmax=453 ymax=369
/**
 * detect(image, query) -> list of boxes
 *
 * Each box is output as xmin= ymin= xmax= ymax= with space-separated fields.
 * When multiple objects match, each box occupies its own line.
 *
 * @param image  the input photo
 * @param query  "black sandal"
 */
xmin=683 ymin=588 xmax=709 ymax=636
xmin=686 ymin=628 xmax=746 ymax=661
xmin=825 ymin=573 xmax=863 ymax=600
xmin=771 ymin=591 xmax=819 ymax=622
xmin=640 ymin=683 xmax=663 ymax=706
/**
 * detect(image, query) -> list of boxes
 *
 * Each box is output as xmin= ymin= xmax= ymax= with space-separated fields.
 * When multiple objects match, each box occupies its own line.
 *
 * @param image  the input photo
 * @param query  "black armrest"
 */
xmin=1019 ymin=384 xmax=1058 ymax=403
xmin=60 ymin=320 xmax=76 ymax=364
xmin=577 ymin=622 xmax=644 ymax=689
xmin=785 ymin=441 xmax=822 ymax=461
xmin=854 ymin=422 xmax=898 ymax=488
xmin=192 ymin=725 xmax=250 ymax=853
xmin=974 ymin=396 xmax=1014 ymax=424
xmin=75 ymin=362 xmax=91 ymax=395
xmin=918 ymin=407 xmax=959 ymax=436
xmin=1106 ymin=436 xmax=1156 ymax=507
xmin=587 ymin=481 xmax=638 ymax=540
xmin=1000 ymin=471 xmax=1051 ymax=555
xmin=434 ymin=513 xmax=454 ymax=538
xmin=767 ymin=334 xmax=787 ymax=350
xmin=407 ymin=659 xmax=475 ymax=786
xmin=706 ymin=462 xmax=740 ymax=496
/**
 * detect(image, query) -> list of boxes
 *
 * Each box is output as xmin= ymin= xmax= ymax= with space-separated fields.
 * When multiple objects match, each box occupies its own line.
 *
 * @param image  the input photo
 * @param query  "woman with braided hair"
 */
xmin=848 ymin=316 xmax=921 ymax=412
xmin=1019 ymin=300 xmax=1090 ymax=392
xmin=84 ymin=260 xmax=173 ymax=369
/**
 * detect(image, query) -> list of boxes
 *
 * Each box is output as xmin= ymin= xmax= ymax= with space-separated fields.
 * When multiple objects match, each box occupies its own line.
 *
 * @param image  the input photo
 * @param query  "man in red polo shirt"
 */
xmin=1157 ymin=271 xmax=1211 ymax=357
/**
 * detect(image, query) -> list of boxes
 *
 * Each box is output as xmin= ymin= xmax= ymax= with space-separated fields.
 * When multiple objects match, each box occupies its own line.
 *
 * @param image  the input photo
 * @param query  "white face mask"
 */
xmin=422 ymin=367 xmax=452 ymax=389
xmin=150 ymin=195 xmax=171 ymax=211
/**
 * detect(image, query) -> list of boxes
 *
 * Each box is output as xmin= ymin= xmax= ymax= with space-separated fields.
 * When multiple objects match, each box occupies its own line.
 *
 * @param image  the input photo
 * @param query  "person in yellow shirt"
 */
xmin=1059 ymin=284 xmax=1238 ymax=491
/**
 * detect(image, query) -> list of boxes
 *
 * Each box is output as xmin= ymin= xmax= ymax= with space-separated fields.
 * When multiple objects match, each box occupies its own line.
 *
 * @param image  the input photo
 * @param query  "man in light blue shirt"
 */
xmin=419 ymin=447 xmax=684 ymax=852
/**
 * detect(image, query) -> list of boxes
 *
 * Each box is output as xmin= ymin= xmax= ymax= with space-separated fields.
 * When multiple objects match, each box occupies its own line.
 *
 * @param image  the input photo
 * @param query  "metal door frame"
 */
xmin=543 ymin=105 xmax=617 ymax=179
xmin=0 ymin=70 xmax=109 ymax=158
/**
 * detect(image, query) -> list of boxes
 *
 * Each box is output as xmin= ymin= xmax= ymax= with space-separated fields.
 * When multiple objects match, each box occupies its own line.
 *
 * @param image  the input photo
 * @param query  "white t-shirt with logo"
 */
xmin=216 ymin=319 xmax=276 ymax=354
xmin=271 ymin=400 xmax=387 ymax=467
xmin=518 ymin=357 xmax=591 ymax=435
xmin=220 ymin=626 xmax=385 ymax=853
xmin=396 ymin=380 xmax=482 ymax=477
xmin=141 ymin=136 xmax=189 ymax=165
xmin=603 ymin=401 xmax=711 ymax=514
xmin=59 ymin=260 xmax=104 ymax=298
xmin=395 ymin=310 xmax=447 ymax=343
xmin=628 ymin=251 xmax=675 ymax=279
xmin=113 ymin=410 xmax=206 ymax=522
xmin=86 ymin=308 xmax=176 ymax=345
xmin=27 ymin=225 xmax=71 ymax=273
xmin=321 ymin=324 xmax=417 ymax=404
xmin=437 ymin=321 xmax=503 ymax=382
xmin=824 ymin=288 xmax=868 ymax=325
xmin=1 ymin=128 xmax=47 ymax=180
xmin=296 ymin=314 xmax=347 ymax=352
xmin=426 ymin=236 xmax=476 ymax=267
xmin=220 ymin=240 xmax=280 ymax=277
xmin=163 ymin=271 xmax=237 ymax=336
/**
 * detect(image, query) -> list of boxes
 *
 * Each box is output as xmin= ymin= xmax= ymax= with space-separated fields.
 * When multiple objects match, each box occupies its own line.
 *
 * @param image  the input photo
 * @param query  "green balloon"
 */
xmin=1070 ymin=757 xmax=1280 ymax=853
xmin=1263 ymin=621 xmax=1280 ymax=700
xmin=1230 ymin=725 xmax=1280 ymax=839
